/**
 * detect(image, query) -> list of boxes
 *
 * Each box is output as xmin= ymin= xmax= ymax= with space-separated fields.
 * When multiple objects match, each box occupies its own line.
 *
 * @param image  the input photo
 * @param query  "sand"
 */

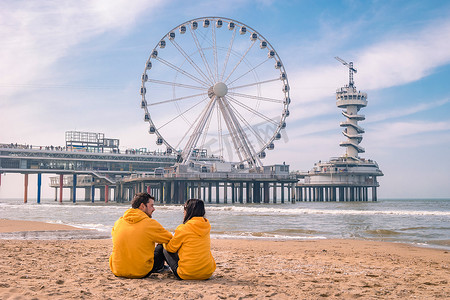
xmin=0 ymin=219 xmax=448 ymax=299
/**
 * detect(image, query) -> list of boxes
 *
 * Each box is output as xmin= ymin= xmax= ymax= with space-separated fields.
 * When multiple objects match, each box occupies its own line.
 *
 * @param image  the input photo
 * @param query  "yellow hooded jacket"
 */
xmin=109 ymin=208 xmax=172 ymax=278
xmin=165 ymin=217 xmax=216 ymax=280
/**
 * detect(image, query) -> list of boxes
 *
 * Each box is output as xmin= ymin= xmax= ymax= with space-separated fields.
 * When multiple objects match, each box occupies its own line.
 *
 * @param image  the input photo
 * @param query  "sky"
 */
xmin=1 ymin=0 xmax=450 ymax=199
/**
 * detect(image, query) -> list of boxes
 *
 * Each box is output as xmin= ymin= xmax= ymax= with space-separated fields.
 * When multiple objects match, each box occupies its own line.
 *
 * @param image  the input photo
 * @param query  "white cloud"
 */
xmin=369 ymin=98 xmax=450 ymax=123
xmin=357 ymin=19 xmax=450 ymax=89
xmin=369 ymin=120 xmax=450 ymax=149
xmin=0 ymin=0 xmax=165 ymax=98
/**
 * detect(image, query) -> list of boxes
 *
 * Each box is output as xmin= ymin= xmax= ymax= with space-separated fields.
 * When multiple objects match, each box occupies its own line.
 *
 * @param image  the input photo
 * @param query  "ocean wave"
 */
xmin=0 ymin=230 xmax=110 ymax=240
xmin=2 ymin=201 xmax=449 ymax=217
xmin=203 ymin=206 xmax=450 ymax=217
xmin=211 ymin=232 xmax=327 ymax=240
xmin=365 ymin=229 xmax=401 ymax=236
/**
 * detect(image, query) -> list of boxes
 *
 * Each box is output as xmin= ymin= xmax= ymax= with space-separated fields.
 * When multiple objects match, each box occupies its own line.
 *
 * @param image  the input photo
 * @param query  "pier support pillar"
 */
xmin=162 ymin=182 xmax=168 ymax=204
xmin=159 ymin=183 xmax=164 ymax=203
xmin=105 ymin=185 xmax=109 ymax=203
xmin=231 ymin=182 xmax=235 ymax=203
xmin=91 ymin=184 xmax=95 ymax=203
xmin=24 ymin=174 xmax=28 ymax=203
xmin=208 ymin=183 xmax=212 ymax=203
xmin=272 ymin=183 xmax=277 ymax=203
xmin=263 ymin=182 xmax=270 ymax=203
xmin=223 ymin=182 xmax=228 ymax=204
xmin=246 ymin=182 xmax=251 ymax=203
xmin=291 ymin=183 xmax=296 ymax=203
xmin=281 ymin=183 xmax=285 ymax=203
xmin=216 ymin=182 xmax=220 ymax=204
xmin=253 ymin=182 xmax=260 ymax=203
xmin=72 ymin=174 xmax=77 ymax=203
xmin=37 ymin=173 xmax=42 ymax=204
xmin=59 ymin=174 xmax=63 ymax=203
xmin=239 ymin=183 xmax=243 ymax=204
xmin=372 ymin=187 xmax=377 ymax=201
xmin=100 ymin=187 xmax=105 ymax=201
xmin=115 ymin=184 xmax=121 ymax=203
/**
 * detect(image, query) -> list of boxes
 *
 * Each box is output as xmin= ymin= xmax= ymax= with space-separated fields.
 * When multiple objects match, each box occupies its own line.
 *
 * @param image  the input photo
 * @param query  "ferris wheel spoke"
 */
xmin=226 ymin=94 xmax=279 ymax=127
xmin=225 ymin=97 xmax=267 ymax=147
xmin=148 ymin=79 xmax=207 ymax=91
xmin=229 ymin=78 xmax=281 ymax=91
xmin=219 ymin=97 xmax=258 ymax=164
xmin=220 ymin=28 xmax=237 ymax=81
xmin=226 ymin=99 xmax=264 ymax=156
xmin=175 ymin=98 xmax=211 ymax=151
xmin=194 ymin=27 xmax=214 ymax=49
xmin=155 ymin=57 xmax=209 ymax=87
xmin=148 ymin=92 xmax=207 ymax=107
xmin=182 ymin=97 xmax=217 ymax=162
xmin=216 ymin=105 xmax=224 ymax=159
xmin=189 ymin=27 xmax=215 ymax=83
xmin=199 ymin=103 xmax=214 ymax=152
xmin=212 ymin=24 xmax=219 ymax=81
xmin=223 ymin=40 xmax=257 ymax=83
xmin=217 ymin=98 xmax=245 ymax=162
xmin=169 ymin=39 xmax=214 ymax=85
xmin=227 ymin=58 xmax=269 ymax=86
xmin=227 ymin=91 xmax=284 ymax=103
xmin=158 ymin=96 xmax=208 ymax=131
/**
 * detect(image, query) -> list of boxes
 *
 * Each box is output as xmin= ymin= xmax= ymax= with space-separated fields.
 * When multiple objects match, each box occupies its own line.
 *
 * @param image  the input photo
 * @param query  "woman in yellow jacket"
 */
xmin=164 ymin=199 xmax=216 ymax=280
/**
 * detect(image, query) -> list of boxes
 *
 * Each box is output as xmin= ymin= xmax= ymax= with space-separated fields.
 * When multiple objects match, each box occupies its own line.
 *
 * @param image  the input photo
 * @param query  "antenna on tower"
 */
xmin=335 ymin=57 xmax=357 ymax=87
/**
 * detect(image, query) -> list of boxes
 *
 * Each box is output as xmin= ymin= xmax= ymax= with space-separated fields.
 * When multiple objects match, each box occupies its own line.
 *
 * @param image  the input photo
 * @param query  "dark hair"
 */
xmin=131 ymin=193 xmax=154 ymax=209
xmin=183 ymin=199 xmax=205 ymax=223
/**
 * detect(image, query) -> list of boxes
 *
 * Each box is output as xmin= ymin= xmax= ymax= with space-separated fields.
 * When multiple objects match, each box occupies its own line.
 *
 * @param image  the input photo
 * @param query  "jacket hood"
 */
xmin=122 ymin=208 xmax=148 ymax=224
xmin=184 ymin=217 xmax=210 ymax=237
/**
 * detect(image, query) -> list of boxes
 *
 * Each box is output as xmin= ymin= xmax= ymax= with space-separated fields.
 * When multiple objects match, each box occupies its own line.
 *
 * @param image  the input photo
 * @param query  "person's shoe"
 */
xmin=154 ymin=265 xmax=170 ymax=273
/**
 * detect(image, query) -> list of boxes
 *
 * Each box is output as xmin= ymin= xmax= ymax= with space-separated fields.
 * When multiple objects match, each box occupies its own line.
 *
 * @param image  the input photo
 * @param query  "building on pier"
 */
xmin=295 ymin=58 xmax=383 ymax=201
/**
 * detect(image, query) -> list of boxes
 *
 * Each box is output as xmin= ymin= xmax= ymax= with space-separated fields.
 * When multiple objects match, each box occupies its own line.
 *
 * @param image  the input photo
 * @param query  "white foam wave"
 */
xmin=46 ymin=220 xmax=112 ymax=232
xmin=204 ymin=206 xmax=450 ymax=217
xmin=210 ymin=233 xmax=327 ymax=240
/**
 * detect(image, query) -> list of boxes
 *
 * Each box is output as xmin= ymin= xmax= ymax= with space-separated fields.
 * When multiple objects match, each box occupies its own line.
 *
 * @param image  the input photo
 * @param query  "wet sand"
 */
xmin=0 ymin=219 xmax=448 ymax=299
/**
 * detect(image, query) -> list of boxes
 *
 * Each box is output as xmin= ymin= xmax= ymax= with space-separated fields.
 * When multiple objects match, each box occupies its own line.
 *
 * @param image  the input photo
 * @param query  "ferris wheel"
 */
xmin=140 ymin=17 xmax=290 ymax=169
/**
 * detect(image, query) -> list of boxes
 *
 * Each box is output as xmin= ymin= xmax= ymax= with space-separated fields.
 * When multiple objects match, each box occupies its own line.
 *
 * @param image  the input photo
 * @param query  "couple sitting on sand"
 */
xmin=109 ymin=192 xmax=216 ymax=280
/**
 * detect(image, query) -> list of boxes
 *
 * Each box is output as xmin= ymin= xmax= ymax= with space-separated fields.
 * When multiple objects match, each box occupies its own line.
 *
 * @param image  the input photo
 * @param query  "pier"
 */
xmin=115 ymin=171 xmax=297 ymax=204
xmin=0 ymin=57 xmax=383 ymax=204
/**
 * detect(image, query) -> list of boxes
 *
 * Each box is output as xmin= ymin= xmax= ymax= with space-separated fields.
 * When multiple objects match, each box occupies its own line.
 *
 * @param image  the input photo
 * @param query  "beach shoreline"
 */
xmin=0 ymin=219 xmax=449 ymax=299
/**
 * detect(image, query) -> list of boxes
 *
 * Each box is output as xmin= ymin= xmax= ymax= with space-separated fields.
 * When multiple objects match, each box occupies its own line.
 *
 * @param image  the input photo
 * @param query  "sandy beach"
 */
xmin=0 ymin=219 xmax=448 ymax=299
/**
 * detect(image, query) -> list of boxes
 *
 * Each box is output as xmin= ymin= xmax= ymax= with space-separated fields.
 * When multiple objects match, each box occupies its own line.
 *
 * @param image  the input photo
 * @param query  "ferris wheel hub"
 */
xmin=213 ymin=82 xmax=228 ymax=97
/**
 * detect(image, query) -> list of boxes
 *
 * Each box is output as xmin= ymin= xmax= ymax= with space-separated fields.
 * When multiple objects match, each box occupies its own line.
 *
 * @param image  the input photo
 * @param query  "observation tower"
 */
xmin=295 ymin=58 xmax=383 ymax=201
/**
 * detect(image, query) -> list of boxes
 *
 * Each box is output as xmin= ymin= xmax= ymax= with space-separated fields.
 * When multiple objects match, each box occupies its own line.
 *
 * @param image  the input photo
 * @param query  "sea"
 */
xmin=0 ymin=198 xmax=449 ymax=250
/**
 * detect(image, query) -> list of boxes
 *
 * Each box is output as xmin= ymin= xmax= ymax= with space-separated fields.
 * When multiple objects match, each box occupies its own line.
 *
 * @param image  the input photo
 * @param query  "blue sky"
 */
xmin=1 ymin=0 xmax=450 ymax=199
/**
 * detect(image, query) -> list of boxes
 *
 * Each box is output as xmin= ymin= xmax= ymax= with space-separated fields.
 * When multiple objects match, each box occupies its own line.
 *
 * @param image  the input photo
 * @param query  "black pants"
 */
xmin=163 ymin=249 xmax=182 ymax=279
xmin=143 ymin=244 xmax=165 ymax=277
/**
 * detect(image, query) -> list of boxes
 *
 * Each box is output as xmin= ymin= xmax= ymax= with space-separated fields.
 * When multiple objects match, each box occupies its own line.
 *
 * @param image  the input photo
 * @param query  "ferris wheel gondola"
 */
xmin=140 ymin=17 xmax=290 ymax=169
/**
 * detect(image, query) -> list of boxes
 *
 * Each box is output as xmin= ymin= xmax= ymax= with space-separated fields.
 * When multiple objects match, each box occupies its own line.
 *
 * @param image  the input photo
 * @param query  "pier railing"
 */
xmin=128 ymin=172 xmax=296 ymax=180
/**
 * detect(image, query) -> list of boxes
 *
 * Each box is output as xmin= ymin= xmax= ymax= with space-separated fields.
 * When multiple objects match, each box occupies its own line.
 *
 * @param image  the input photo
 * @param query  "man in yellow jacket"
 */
xmin=109 ymin=192 xmax=172 ymax=278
